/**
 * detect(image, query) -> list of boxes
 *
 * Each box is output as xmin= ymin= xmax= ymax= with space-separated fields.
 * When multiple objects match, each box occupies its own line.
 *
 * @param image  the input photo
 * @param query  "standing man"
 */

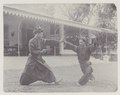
xmin=63 ymin=35 xmax=97 ymax=85
xmin=20 ymin=26 xmax=61 ymax=85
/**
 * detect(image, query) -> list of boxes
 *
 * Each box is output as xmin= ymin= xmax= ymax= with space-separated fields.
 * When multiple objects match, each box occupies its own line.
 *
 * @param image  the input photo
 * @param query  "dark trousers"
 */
xmin=79 ymin=61 xmax=93 ymax=85
xmin=20 ymin=73 xmax=37 ymax=85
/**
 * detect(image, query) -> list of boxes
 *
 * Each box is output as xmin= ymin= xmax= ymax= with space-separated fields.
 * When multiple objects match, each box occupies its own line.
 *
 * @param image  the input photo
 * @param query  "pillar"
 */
xmin=59 ymin=24 xmax=64 ymax=55
xmin=18 ymin=21 xmax=22 ymax=56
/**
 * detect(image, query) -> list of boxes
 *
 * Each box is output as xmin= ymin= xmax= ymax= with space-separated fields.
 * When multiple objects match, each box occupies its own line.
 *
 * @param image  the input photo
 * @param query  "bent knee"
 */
xmin=19 ymin=73 xmax=31 ymax=85
xmin=85 ymin=67 xmax=93 ymax=74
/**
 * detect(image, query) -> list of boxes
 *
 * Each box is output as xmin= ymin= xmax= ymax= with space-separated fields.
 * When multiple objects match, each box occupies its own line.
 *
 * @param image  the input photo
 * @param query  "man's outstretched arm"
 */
xmin=44 ymin=39 xmax=59 ymax=46
xmin=64 ymin=40 xmax=77 ymax=52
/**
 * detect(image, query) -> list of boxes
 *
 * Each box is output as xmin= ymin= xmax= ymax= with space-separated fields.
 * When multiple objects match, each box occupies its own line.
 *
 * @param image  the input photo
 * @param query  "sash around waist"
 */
xmin=29 ymin=54 xmax=45 ymax=63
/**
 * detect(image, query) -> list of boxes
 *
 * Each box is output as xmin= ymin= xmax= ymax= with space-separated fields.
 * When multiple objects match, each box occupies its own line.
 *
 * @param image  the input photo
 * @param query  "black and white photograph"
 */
xmin=1 ymin=1 xmax=119 ymax=94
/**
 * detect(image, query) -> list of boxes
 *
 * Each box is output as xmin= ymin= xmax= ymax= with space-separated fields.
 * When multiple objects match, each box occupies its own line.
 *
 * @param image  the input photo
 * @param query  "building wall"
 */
xmin=4 ymin=14 xmax=22 ymax=47
xmin=4 ymin=13 xmax=62 ymax=55
xmin=4 ymin=13 xmax=53 ymax=46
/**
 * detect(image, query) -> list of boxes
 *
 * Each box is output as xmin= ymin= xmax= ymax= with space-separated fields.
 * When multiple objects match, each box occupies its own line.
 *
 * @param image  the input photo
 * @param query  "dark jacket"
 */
xmin=65 ymin=41 xmax=96 ymax=63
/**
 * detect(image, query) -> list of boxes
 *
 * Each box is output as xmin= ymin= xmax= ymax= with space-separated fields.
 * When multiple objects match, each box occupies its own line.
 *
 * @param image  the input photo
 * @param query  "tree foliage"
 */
xmin=95 ymin=4 xmax=117 ymax=31
xmin=61 ymin=4 xmax=117 ymax=31
xmin=60 ymin=4 xmax=94 ymax=24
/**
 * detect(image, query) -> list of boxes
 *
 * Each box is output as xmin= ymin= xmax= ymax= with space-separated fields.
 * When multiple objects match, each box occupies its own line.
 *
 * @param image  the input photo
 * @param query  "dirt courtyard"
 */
xmin=3 ymin=56 xmax=117 ymax=92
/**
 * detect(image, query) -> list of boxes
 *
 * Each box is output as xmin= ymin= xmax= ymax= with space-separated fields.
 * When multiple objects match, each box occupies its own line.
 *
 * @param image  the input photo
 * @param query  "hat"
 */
xmin=33 ymin=26 xmax=43 ymax=34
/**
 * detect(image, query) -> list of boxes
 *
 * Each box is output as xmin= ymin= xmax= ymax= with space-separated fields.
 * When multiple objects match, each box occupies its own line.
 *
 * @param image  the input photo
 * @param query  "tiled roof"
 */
xmin=3 ymin=6 xmax=116 ymax=33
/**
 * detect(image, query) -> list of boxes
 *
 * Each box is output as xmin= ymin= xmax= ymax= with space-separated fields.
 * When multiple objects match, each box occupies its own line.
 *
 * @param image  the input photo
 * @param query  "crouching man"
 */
xmin=63 ymin=36 xmax=97 ymax=85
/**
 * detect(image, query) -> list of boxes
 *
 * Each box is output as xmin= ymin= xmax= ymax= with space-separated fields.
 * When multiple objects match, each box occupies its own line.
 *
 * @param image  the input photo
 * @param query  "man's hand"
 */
xmin=41 ymin=49 xmax=50 ymax=54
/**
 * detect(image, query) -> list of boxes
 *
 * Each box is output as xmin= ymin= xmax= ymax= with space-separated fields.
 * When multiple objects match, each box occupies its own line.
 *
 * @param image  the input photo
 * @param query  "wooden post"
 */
xmin=106 ymin=32 xmax=108 ymax=55
xmin=59 ymin=24 xmax=64 ymax=55
xmin=18 ymin=21 xmax=22 ymax=56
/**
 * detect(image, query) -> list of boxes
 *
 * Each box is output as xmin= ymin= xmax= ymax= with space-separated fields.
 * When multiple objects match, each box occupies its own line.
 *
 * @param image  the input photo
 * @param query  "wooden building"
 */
xmin=3 ymin=6 xmax=117 ymax=56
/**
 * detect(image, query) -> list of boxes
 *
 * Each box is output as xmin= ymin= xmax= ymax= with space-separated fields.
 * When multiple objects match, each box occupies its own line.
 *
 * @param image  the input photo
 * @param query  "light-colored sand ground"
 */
xmin=4 ymin=56 xmax=117 ymax=92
